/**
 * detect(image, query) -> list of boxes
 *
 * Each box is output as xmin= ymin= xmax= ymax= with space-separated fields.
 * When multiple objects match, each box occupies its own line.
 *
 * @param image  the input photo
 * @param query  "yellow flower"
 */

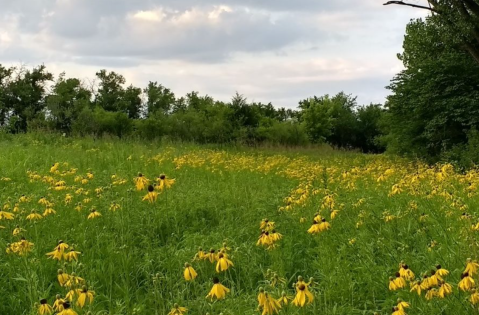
xmin=389 ymin=273 xmax=406 ymax=291
xmin=64 ymin=249 xmax=81 ymax=262
xmin=216 ymin=252 xmax=234 ymax=273
xmin=76 ymin=286 xmax=95 ymax=308
xmin=410 ymin=280 xmax=421 ymax=296
xmin=258 ymin=288 xmax=267 ymax=307
xmin=53 ymin=295 xmax=65 ymax=312
xmin=110 ymin=202 xmax=121 ymax=211
xmin=0 ymin=211 xmax=15 ymax=220
xmin=168 ymin=304 xmax=187 ymax=315
xmin=134 ymin=173 xmax=149 ymax=191
xmin=142 ymin=185 xmax=158 ymax=203
xmin=57 ymin=269 xmax=70 ymax=287
xmin=205 ymin=249 xmax=218 ymax=263
xmin=43 ymin=208 xmax=56 ymax=217
xmin=438 ymin=281 xmax=452 ymax=298
xmin=26 ymin=210 xmax=43 ymax=221
xmin=471 ymin=289 xmax=479 ymax=305
xmin=277 ymin=292 xmax=290 ymax=306
xmin=398 ymin=263 xmax=415 ymax=281
xmin=260 ymin=292 xmax=281 ymax=315
xmin=425 ymin=288 xmax=438 ymax=300
xmin=459 ymin=272 xmax=475 ymax=291
xmin=436 ymin=264 xmax=449 ymax=277
xmin=184 ymin=263 xmax=198 ymax=281
xmin=13 ymin=226 xmax=25 ymax=236
xmin=156 ymin=174 xmax=175 ymax=191
xmin=87 ymin=209 xmax=101 ymax=219
xmin=57 ymin=301 xmax=77 ymax=315
xmin=206 ymin=277 xmax=230 ymax=300
xmin=396 ymin=300 xmax=409 ymax=312
xmin=38 ymin=299 xmax=53 ymax=315
xmin=465 ymin=258 xmax=479 ymax=277
xmin=193 ymin=247 xmax=207 ymax=261
xmin=292 ymin=279 xmax=314 ymax=307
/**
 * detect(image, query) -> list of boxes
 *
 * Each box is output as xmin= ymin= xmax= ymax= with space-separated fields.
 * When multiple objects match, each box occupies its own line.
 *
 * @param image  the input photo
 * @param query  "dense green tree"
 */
xmin=46 ymin=74 xmax=92 ymax=133
xmin=144 ymin=82 xmax=175 ymax=116
xmin=386 ymin=17 xmax=479 ymax=160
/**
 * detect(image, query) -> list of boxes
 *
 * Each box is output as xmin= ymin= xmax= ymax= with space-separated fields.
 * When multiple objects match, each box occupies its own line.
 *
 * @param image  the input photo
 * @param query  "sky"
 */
xmin=0 ymin=0 xmax=428 ymax=108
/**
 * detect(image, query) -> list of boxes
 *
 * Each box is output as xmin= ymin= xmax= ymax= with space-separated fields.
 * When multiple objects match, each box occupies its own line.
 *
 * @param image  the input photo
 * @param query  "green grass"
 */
xmin=1 ymin=133 xmax=479 ymax=315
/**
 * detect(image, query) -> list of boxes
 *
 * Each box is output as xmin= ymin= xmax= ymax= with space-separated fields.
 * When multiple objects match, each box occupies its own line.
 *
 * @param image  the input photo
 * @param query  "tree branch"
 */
xmin=383 ymin=1 xmax=440 ymax=13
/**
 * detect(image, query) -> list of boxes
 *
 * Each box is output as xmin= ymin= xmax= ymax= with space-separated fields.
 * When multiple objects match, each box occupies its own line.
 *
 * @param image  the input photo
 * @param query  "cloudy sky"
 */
xmin=0 ymin=0 xmax=428 ymax=108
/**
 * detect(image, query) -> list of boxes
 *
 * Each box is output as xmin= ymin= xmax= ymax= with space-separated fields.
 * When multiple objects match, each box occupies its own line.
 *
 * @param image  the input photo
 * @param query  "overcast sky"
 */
xmin=0 ymin=0 xmax=428 ymax=108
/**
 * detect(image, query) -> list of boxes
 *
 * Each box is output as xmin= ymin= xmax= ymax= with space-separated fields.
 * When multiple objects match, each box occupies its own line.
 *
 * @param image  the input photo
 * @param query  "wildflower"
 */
xmin=307 ymin=218 xmax=330 ymax=234
xmin=110 ymin=202 xmax=121 ymax=211
xmin=398 ymin=263 xmax=415 ymax=281
xmin=184 ymin=263 xmax=197 ymax=281
xmin=64 ymin=248 xmax=81 ymax=262
xmin=38 ymin=197 xmax=49 ymax=206
xmin=19 ymin=195 xmax=29 ymax=203
xmin=38 ymin=299 xmax=53 ymax=315
xmin=194 ymin=247 xmax=207 ymax=261
xmin=331 ymin=209 xmax=340 ymax=219
xmin=410 ymin=280 xmax=421 ymax=296
xmin=216 ymin=252 xmax=233 ymax=273
xmin=258 ymin=288 xmax=267 ymax=307
xmin=429 ymin=270 xmax=439 ymax=287
xmin=87 ymin=208 xmax=101 ymax=219
xmin=425 ymin=288 xmax=438 ymax=300
xmin=292 ymin=277 xmax=314 ymax=307
xmin=65 ymin=273 xmax=84 ymax=288
xmin=206 ymin=249 xmax=217 ymax=263
xmin=391 ymin=306 xmax=403 ymax=315
xmin=206 ymin=277 xmax=230 ymax=300
xmin=389 ymin=273 xmax=406 ymax=290
xmin=168 ymin=304 xmax=187 ymax=315
xmin=465 ymin=258 xmax=479 ymax=276
xmin=134 ymin=173 xmax=149 ymax=191
xmin=7 ymin=238 xmax=34 ymax=255
xmin=13 ymin=226 xmax=24 ymax=236
xmin=260 ymin=219 xmax=275 ymax=231
xmin=438 ymin=281 xmax=452 ymax=298
xmin=50 ymin=163 xmax=59 ymax=173
xmin=142 ymin=185 xmax=158 ymax=203
xmin=77 ymin=286 xmax=94 ymax=308
xmin=436 ymin=264 xmax=449 ymax=277
xmin=277 ymin=291 xmax=290 ymax=306
xmin=270 ymin=230 xmax=282 ymax=242
xmin=471 ymin=289 xmax=479 ymax=305
xmin=156 ymin=174 xmax=175 ymax=191
xmin=74 ymin=203 xmax=82 ymax=212
xmin=57 ymin=301 xmax=77 ymax=315
xmin=261 ymin=292 xmax=282 ymax=315
xmin=396 ymin=299 xmax=409 ymax=312
xmin=26 ymin=210 xmax=43 ymax=221
xmin=64 ymin=194 xmax=73 ymax=204
xmin=57 ymin=269 xmax=70 ymax=286
xmin=43 ymin=207 xmax=56 ymax=217
xmin=459 ymin=272 xmax=475 ymax=291
xmin=53 ymin=295 xmax=65 ymax=312
xmin=0 ymin=211 xmax=15 ymax=220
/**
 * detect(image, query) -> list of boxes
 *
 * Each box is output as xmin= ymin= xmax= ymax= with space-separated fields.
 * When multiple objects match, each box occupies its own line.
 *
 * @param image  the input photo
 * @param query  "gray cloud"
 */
xmin=0 ymin=0 xmax=428 ymax=106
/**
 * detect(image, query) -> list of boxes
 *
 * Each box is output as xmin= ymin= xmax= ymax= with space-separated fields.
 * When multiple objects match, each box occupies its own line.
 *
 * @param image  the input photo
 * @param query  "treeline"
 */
xmin=0 ymin=66 xmax=385 ymax=152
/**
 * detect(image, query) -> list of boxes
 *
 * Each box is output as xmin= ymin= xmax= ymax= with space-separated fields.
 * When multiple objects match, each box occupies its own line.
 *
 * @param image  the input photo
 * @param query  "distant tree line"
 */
xmin=0 ymin=65 xmax=385 ymax=152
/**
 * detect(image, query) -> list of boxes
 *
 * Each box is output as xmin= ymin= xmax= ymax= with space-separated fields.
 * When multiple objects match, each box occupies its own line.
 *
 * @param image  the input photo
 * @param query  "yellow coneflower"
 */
xmin=391 ymin=306 xmax=403 ymax=315
xmin=420 ymin=275 xmax=430 ymax=290
xmin=216 ymin=252 xmax=234 ymax=273
xmin=26 ymin=210 xmax=43 ymax=221
xmin=260 ymin=219 xmax=275 ymax=231
xmin=292 ymin=277 xmax=314 ymax=307
xmin=330 ymin=209 xmax=340 ymax=219
xmin=429 ymin=270 xmax=440 ymax=287
xmin=396 ymin=299 xmax=409 ymax=312
xmin=64 ymin=194 xmax=73 ymax=205
xmin=57 ymin=301 xmax=77 ymax=315
xmin=184 ymin=263 xmax=198 ymax=281
xmin=270 ymin=230 xmax=282 ymax=242
xmin=410 ymin=280 xmax=421 ymax=295
xmin=168 ymin=303 xmax=187 ymax=315
xmin=206 ymin=248 xmax=217 ymax=263
xmin=258 ymin=288 xmax=267 ymax=307
xmin=65 ymin=273 xmax=84 ymax=288
xmin=134 ymin=173 xmax=149 ymax=191
xmin=277 ymin=291 xmax=290 ymax=306
xmin=0 ymin=210 xmax=15 ymax=220
xmin=389 ymin=273 xmax=406 ymax=290
xmin=142 ymin=185 xmax=158 ymax=203
xmin=38 ymin=299 xmax=53 ymax=315
xmin=459 ymin=272 xmax=475 ymax=291
xmin=436 ymin=264 xmax=449 ymax=277
xmin=13 ymin=225 xmax=24 ymax=236
xmin=38 ymin=197 xmax=49 ymax=206
xmin=53 ymin=295 xmax=65 ymax=312
xmin=156 ymin=174 xmax=175 ymax=191
xmin=206 ymin=277 xmax=230 ymax=300
xmin=398 ymin=263 xmax=415 ymax=281
xmin=109 ymin=202 xmax=121 ymax=212
xmin=43 ymin=207 xmax=56 ymax=217
xmin=19 ymin=195 xmax=29 ymax=203
xmin=86 ymin=171 xmax=94 ymax=179
xmin=471 ymin=289 xmax=479 ymax=305
xmin=77 ymin=286 xmax=95 ymax=308
xmin=50 ymin=163 xmax=59 ymax=173
xmin=57 ymin=269 xmax=70 ymax=287
xmin=65 ymin=289 xmax=79 ymax=302
xmin=6 ymin=238 xmax=34 ymax=255
xmin=194 ymin=247 xmax=207 ymax=261
xmin=425 ymin=288 xmax=438 ymax=300
xmin=87 ymin=208 xmax=101 ymax=219
xmin=465 ymin=258 xmax=479 ymax=276
xmin=64 ymin=248 xmax=81 ymax=262
xmin=261 ymin=292 xmax=282 ymax=315
xmin=74 ymin=203 xmax=82 ymax=212
xmin=438 ymin=281 xmax=452 ymax=298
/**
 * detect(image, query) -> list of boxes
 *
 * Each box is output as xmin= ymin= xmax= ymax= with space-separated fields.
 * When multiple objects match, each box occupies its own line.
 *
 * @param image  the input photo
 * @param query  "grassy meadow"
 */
xmin=1 ymin=134 xmax=479 ymax=315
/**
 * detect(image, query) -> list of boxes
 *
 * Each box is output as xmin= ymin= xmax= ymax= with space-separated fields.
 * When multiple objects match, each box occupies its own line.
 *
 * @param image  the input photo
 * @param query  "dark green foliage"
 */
xmin=385 ymin=17 xmax=479 ymax=162
xmin=0 ymin=64 xmax=385 ymax=151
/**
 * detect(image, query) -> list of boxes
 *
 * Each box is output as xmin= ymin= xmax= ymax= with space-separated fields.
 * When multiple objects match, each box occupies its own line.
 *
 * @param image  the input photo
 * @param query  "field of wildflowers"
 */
xmin=1 ymin=134 xmax=479 ymax=315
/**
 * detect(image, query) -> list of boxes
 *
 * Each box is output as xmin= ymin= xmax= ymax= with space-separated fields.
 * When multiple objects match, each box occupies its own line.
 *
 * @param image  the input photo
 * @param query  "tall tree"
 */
xmin=144 ymin=81 xmax=175 ymax=116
